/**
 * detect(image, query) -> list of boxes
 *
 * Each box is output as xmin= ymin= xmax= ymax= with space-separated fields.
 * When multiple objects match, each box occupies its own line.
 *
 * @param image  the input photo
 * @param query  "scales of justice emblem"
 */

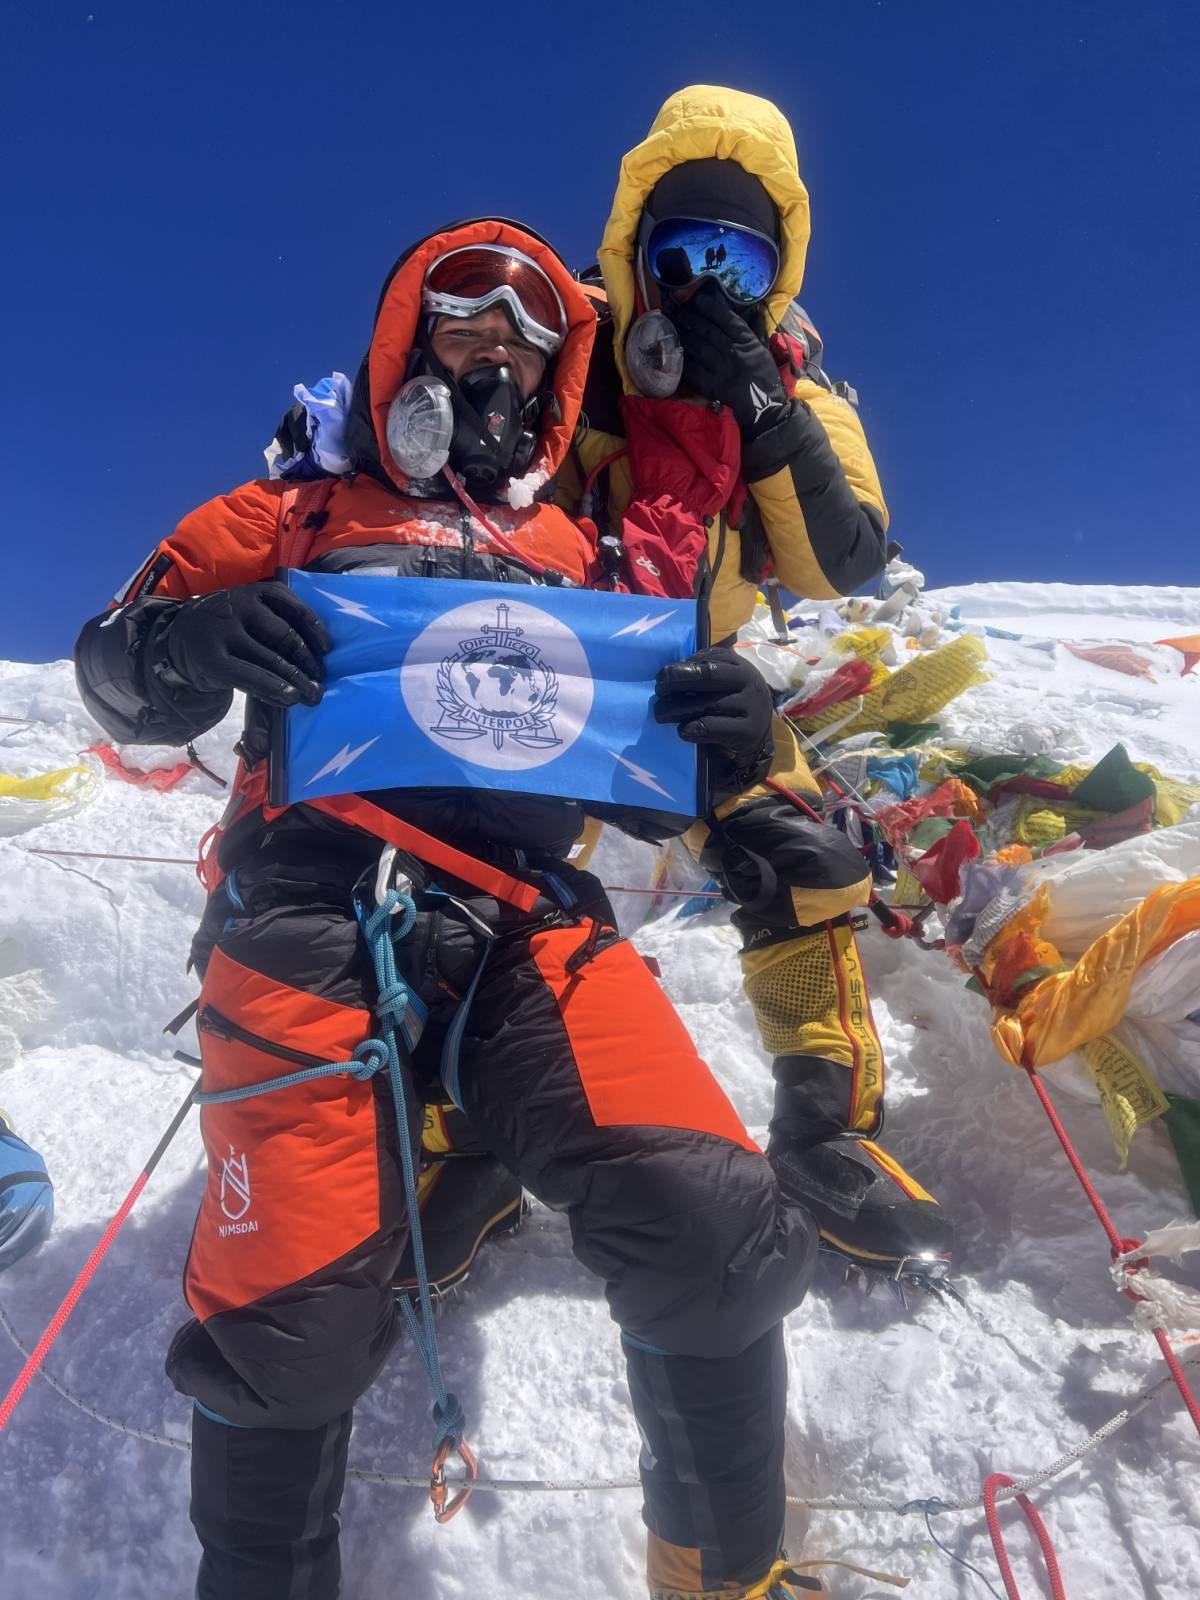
xmin=433 ymin=602 xmax=563 ymax=751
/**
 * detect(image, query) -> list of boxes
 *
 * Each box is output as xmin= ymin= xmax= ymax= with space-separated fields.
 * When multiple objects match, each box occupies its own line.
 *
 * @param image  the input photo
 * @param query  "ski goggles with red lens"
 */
xmin=422 ymin=245 xmax=568 ymax=357
xmin=639 ymin=214 xmax=780 ymax=306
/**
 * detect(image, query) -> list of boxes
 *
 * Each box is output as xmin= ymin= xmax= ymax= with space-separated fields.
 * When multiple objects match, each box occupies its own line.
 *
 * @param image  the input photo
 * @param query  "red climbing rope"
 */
xmin=0 ymin=1085 xmax=197 ymax=1435
xmin=1024 ymin=1067 xmax=1135 ymax=1256
xmin=1024 ymin=1064 xmax=1200 ymax=1441
xmin=983 ymin=1474 xmax=1068 ymax=1600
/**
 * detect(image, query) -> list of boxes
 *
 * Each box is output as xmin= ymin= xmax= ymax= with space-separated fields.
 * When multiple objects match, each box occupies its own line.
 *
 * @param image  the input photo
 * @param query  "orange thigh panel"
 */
xmin=531 ymin=929 xmax=759 ymax=1152
xmin=186 ymin=946 xmax=383 ymax=1321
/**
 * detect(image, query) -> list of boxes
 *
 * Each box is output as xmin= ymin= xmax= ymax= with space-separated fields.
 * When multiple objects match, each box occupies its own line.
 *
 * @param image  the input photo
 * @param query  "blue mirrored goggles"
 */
xmin=640 ymin=214 xmax=780 ymax=306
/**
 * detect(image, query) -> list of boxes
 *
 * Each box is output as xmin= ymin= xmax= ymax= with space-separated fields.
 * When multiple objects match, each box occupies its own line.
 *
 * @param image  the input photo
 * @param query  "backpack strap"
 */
xmin=276 ymin=477 xmax=338 ymax=570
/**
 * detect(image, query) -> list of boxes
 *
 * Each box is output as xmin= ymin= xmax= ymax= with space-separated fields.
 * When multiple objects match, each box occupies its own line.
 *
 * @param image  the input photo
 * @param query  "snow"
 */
xmin=929 ymin=580 xmax=1200 ymax=644
xmin=1 ymin=584 xmax=1199 ymax=1599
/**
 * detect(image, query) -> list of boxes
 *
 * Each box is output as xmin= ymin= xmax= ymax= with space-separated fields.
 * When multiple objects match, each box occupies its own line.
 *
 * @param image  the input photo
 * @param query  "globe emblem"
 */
xmin=448 ymin=647 xmax=549 ymax=722
xmin=401 ymin=597 xmax=593 ymax=772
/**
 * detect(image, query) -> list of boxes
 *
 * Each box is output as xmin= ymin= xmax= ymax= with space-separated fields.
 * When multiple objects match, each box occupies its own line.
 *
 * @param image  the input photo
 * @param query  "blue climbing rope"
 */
xmin=195 ymin=886 xmax=464 ymax=1456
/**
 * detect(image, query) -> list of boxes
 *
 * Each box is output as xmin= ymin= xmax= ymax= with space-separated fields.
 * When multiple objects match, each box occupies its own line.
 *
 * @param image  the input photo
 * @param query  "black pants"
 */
xmin=170 ymin=848 xmax=817 ymax=1597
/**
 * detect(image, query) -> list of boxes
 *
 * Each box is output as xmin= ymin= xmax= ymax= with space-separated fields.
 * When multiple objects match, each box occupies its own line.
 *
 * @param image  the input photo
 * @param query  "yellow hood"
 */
xmin=598 ymin=85 xmax=811 ymax=390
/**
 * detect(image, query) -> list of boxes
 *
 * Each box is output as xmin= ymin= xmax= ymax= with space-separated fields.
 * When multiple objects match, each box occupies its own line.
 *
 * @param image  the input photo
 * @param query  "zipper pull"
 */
xmin=565 ymin=918 xmax=605 ymax=975
xmin=197 ymin=1007 xmax=232 ymax=1042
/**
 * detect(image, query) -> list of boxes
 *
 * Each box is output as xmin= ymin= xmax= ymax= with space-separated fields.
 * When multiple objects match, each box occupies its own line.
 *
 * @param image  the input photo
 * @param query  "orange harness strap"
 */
xmin=200 ymin=769 xmax=539 ymax=912
xmin=196 ymin=760 xmax=268 ymax=892
xmin=302 ymin=793 xmax=541 ymax=911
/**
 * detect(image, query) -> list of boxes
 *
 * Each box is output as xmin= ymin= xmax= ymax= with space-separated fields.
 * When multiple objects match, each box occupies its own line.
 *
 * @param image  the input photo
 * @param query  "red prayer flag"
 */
xmin=910 ymin=819 xmax=981 ymax=904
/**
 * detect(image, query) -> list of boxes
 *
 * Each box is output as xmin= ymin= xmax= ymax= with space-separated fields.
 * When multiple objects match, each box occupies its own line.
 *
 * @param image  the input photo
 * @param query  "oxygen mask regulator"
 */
xmin=625 ymin=311 xmax=684 ymax=398
xmin=387 ymin=376 xmax=455 ymax=479
xmin=386 ymin=365 xmax=540 ymax=496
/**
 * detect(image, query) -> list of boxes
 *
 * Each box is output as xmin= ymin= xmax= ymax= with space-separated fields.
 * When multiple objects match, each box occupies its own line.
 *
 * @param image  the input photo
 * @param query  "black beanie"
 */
xmin=647 ymin=158 xmax=779 ymax=240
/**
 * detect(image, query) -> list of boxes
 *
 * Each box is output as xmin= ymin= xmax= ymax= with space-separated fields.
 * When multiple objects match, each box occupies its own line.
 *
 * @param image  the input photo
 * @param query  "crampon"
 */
xmin=774 ymin=1134 xmax=960 ymax=1306
xmin=827 ymin=1244 xmax=966 ymax=1309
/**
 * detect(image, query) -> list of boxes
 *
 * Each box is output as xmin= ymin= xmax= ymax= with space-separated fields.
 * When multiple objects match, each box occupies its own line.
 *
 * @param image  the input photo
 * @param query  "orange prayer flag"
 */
xmin=1156 ymin=635 xmax=1200 ymax=675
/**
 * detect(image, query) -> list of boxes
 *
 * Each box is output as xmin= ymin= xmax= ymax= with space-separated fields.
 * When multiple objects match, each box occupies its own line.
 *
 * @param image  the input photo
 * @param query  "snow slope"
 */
xmin=1 ymin=583 xmax=1198 ymax=1599
xmin=929 ymin=580 xmax=1200 ymax=645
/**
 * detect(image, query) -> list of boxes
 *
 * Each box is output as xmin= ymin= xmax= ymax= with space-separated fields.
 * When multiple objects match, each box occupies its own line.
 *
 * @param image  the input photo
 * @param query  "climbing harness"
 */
xmin=7 ymin=727 xmax=1197 ymax=1579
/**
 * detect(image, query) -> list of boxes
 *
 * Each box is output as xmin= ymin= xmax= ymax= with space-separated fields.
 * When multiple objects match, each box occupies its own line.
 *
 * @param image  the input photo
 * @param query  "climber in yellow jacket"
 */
xmin=556 ymin=85 xmax=955 ymax=1288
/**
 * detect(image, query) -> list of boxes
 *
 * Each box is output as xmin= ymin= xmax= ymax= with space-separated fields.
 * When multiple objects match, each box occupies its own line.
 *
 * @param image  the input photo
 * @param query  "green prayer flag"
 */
xmin=1164 ymin=1095 xmax=1200 ymax=1218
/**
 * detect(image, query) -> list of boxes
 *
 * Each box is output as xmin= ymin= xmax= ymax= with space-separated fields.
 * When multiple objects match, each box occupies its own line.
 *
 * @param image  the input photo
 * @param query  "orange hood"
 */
xmin=353 ymin=219 xmax=596 ymax=491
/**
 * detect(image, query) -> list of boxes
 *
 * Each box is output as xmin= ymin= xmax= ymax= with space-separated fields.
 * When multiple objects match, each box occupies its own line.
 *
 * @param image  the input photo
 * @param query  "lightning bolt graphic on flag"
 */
xmin=305 ymin=736 xmax=381 ymax=786
xmin=314 ymin=588 xmax=390 ymax=628
xmin=610 ymin=613 xmax=669 ymax=639
xmin=609 ymin=751 xmax=674 ymax=800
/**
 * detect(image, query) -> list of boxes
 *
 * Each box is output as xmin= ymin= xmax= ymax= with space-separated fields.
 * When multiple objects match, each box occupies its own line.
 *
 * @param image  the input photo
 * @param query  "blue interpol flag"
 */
xmin=275 ymin=571 xmax=702 ymax=818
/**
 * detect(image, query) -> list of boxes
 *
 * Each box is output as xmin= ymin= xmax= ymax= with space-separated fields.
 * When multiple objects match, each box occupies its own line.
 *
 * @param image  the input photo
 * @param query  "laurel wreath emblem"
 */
xmin=435 ymin=653 xmax=559 ymax=740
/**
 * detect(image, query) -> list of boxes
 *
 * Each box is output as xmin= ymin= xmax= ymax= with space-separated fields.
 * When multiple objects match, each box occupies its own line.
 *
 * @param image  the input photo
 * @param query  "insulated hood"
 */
xmin=346 ymin=219 xmax=596 ymax=492
xmin=597 ymin=86 xmax=811 ymax=391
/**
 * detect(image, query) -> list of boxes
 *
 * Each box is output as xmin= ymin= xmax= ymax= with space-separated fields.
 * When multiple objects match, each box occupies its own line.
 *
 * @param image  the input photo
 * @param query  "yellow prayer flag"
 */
xmin=1080 ymin=1034 xmax=1169 ymax=1168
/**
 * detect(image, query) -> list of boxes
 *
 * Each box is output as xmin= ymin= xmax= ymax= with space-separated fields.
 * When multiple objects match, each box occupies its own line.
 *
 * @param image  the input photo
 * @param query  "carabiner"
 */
xmin=374 ymin=843 xmax=413 ymax=912
xmin=430 ymin=1435 xmax=479 ymax=1523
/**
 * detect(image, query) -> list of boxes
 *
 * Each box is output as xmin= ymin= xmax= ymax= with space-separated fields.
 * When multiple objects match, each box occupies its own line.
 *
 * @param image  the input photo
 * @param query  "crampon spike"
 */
xmin=915 ymin=1274 xmax=968 ymax=1310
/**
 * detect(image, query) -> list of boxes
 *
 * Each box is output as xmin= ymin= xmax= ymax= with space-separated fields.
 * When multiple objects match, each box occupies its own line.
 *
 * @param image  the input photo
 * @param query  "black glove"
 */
xmin=667 ymin=280 xmax=789 ymax=435
xmin=654 ymin=646 xmax=775 ymax=800
xmin=159 ymin=581 xmax=332 ymax=707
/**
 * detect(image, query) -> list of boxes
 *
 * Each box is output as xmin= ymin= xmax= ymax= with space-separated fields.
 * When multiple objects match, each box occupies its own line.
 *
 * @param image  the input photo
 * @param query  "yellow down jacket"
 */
xmin=568 ymin=84 xmax=890 ymax=642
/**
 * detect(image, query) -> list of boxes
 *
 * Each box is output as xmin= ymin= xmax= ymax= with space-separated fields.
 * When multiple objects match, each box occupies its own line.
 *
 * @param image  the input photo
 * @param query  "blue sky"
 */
xmin=3 ymin=0 xmax=1196 ymax=662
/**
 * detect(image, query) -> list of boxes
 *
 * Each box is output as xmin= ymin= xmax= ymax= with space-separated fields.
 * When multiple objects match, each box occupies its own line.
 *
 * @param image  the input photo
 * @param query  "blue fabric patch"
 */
xmin=0 ymin=1129 xmax=53 ymax=1271
xmin=866 ymin=753 xmax=920 ymax=798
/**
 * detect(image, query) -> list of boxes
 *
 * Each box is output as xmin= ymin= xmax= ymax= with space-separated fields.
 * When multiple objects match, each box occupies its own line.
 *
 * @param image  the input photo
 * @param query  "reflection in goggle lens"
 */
xmin=645 ymin=217 xmax=780 ymax=306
